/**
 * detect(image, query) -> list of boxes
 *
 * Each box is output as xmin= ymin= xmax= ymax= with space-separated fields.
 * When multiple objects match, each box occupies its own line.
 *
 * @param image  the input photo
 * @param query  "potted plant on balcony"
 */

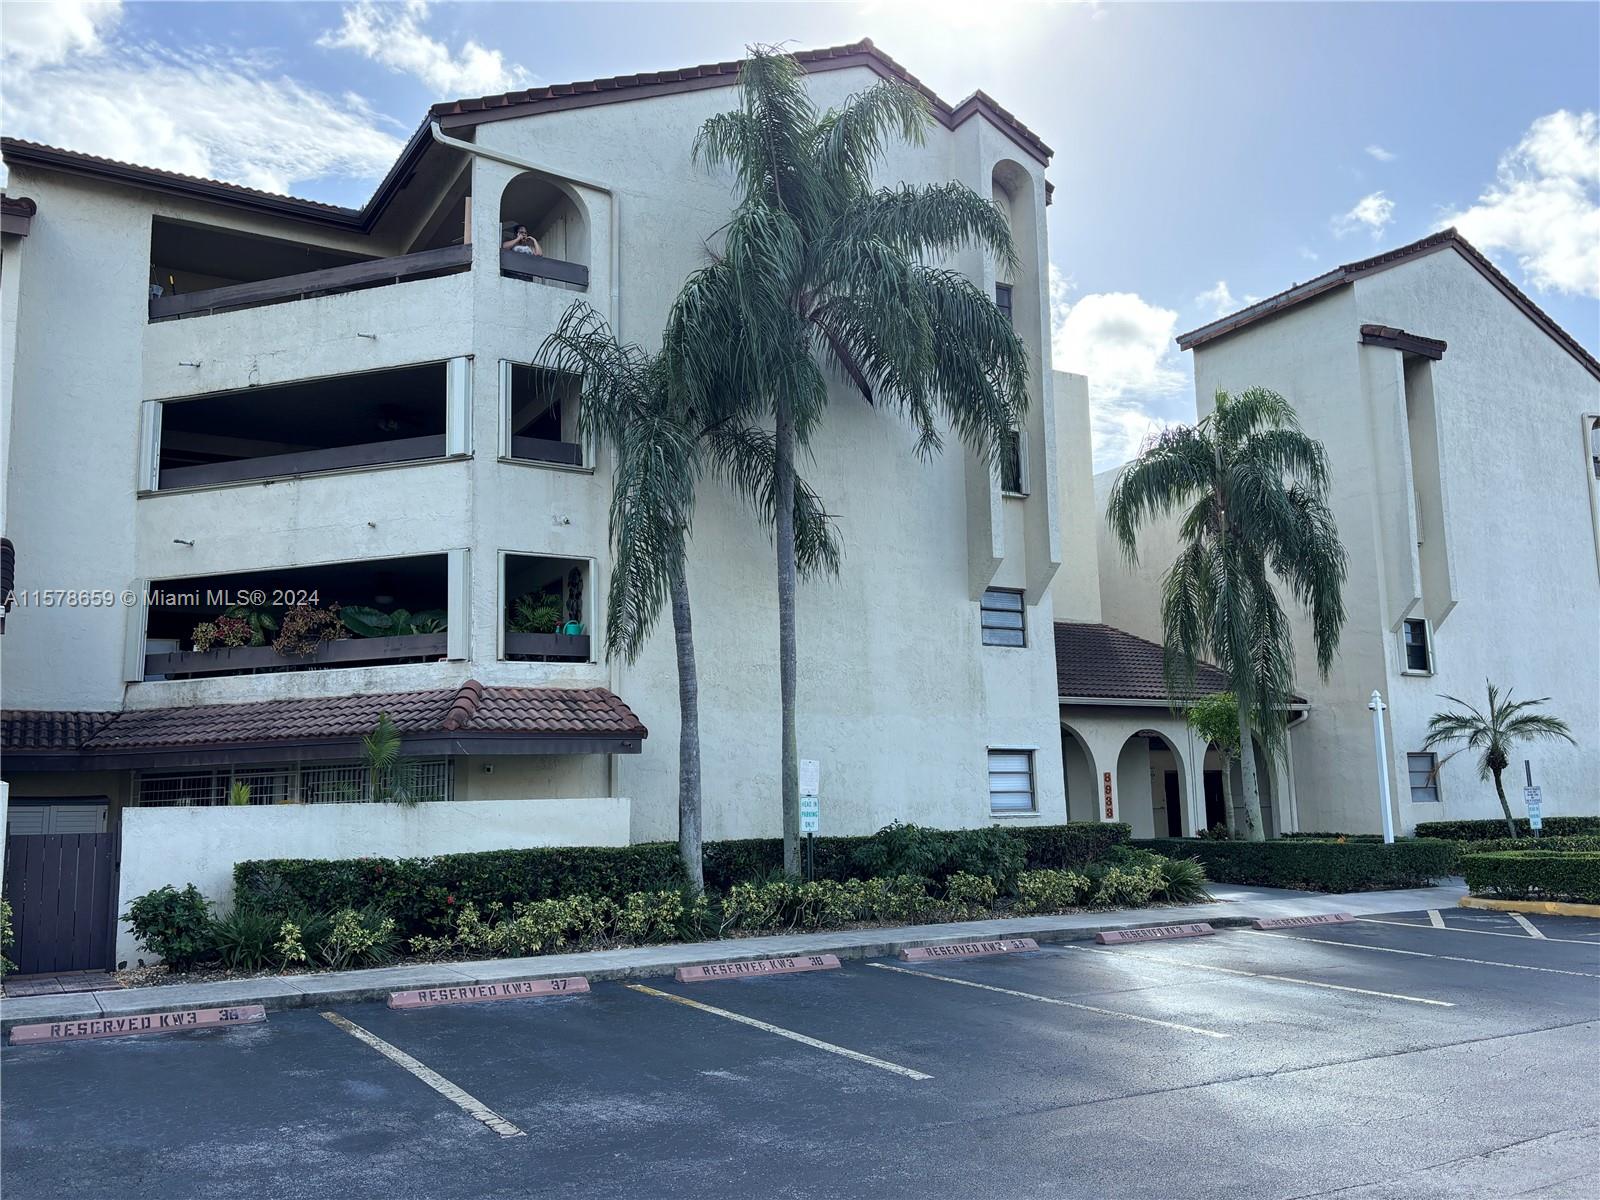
xmin=273 ymin=603 xmax=347 ymax=657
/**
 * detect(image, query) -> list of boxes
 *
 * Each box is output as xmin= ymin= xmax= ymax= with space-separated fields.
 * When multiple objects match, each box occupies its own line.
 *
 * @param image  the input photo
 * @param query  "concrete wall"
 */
xmin=1 ymin=61 xmax=1068 ymax=850
xmin=1098 ymin=247 xmax=1600 ymax=833
xmin=114 ymin=796 xmax=631 ymax=964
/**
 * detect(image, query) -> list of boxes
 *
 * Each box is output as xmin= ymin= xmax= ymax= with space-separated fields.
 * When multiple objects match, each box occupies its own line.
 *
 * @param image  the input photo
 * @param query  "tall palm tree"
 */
xmin=1423 ymin=682 xmax=1574 ymax=837
xmin=536 ymin=304 xmax=839 ymax=889
xmin=662 ymin=46 xmax=1029 ymax=873
xmin=1106 ymin=388 xmax=1347 ymax=842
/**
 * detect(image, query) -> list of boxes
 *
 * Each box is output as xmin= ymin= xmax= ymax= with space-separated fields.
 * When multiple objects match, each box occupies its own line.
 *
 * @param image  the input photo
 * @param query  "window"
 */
xmin=980 ymin=588 xmax=1025 ymax=646
xmin=1000 ymin=427 xmax=1027 ymax=495
xmin=1402 ymin=618 xmax=1432 ymax=673
xmin=994 ymin=282 xmax=1013 ymax=323
xmin=1407 ymin=753 xmax=1440 ymax=803
xmin=988 ymin=749 xmax=1036 ymax=814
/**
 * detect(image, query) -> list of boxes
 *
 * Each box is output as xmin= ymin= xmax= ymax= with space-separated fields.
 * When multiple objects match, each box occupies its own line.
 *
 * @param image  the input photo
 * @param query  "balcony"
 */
xmin=503 ymin=362 xmax=584 ymax=467
xmin=500 ymin=172 xmax=589 ymax=293
xmin=152 ymin=361 xmax=457 ymax=491
xmin=143 ymin=554 xmax=451 ymax=680
xmin=503 ymin=554 xmax=590 ymax=663
xmin=148 ymin=216 xmax=471 ymax=322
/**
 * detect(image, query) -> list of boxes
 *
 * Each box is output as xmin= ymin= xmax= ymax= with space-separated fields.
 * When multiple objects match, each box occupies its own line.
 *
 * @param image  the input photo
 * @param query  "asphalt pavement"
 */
xmin=3 ymin=906 xmax=1597 ymax=1200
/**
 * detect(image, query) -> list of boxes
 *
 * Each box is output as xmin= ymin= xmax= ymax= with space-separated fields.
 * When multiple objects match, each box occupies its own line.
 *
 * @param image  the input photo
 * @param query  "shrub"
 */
xmin=1 ymin=898 xmax=14 ymax=976
xmin=1010 ymin=822 xmax=1130 ymax=870
xmin=1015 ymin=869 xmax=1090 ymax=913
xmin=1151 ymin=856 xmax=1211 ymax=904
xmin=1415 ymin=816 xmax=1600 ymax=841
xmin=1133 ymin=838 xmax=1457 ymax=892
xmin=1090 ymin=861 xmax=1164 ymax=908
xmin=315 ymin=907 xmax=398 ymax=971
xmin=211 ymin=905 xmax=281 ymax=971
xmin=944 ymin=871 xmax=999 ymax=917
xmin=124 ymin=884 xmax=217 ymax=969
xmin=1282 ymin=832 xmax=1385 ymax=842
xmin=848 ymin=823 xmax=1026 ymax=890
xmin=1462 ymin=852 xmax=1600 ymax=905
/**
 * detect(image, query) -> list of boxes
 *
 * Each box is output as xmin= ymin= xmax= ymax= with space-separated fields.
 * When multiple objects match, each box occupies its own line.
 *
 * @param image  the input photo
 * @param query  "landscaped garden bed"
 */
xmin=1133 ymin=837 xmax=1457 ymax=892
xmin=1460 ymin=850 xmax=1600 ymax=905
xmin=111 ymin=822 xmax=1217 ymax=985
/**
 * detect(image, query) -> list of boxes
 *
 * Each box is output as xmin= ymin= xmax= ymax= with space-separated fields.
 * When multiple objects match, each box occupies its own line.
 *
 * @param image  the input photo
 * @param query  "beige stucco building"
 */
xmin=1095 ymin=230 xmax=1600 ymax=836
xmin=0 ymin=42 xmax=1082 ymax=968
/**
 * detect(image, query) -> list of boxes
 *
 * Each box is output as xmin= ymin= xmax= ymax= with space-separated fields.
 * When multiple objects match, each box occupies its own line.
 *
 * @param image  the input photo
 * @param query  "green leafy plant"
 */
xmin=227 ymin=780 xmax=252 ymax=806
xmin=1151 ymin=855 xmax=1211 ymax=904
xmin=1423 ymin=682 xmax=1576 ymax=837
xmin=124 ymin=884 xmax=216 ymax=969
xmin=944 ymin=871 xmax=999 ymax=917
xmin=314 ymin=907 xmax=397 ymax=971
xmin=211 ymin=905 xmax=280 ymax=970
xmin=222 ymin=605 xmax=278 ymax=646
xmin=1136 ymin=838 xmax=1456 ymax=892
xmin=364 ymin=713 xmax=420 ymax=805
xmin=340 ymin=606 xmax=448 ymax=638
xmin=510 ymin=593 xmax=565 ymax=635
xmin=1461 ymin=851 xmax=1600 ymax=905
xmin=1188 ymin=692 xmax=1241 ymax=838
xmin=1 ymin=898 xmax=15 ymax=976
xmin=1015 ymin=869 xmax=1091 ymax=913
xmin=1415 ymin=816 xmax=1600 ymax=840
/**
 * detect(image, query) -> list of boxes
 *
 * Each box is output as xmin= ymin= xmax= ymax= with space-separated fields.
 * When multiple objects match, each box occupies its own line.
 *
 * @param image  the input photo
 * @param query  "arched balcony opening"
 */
xmin=499 ymin=173 xmax=590 ymax=290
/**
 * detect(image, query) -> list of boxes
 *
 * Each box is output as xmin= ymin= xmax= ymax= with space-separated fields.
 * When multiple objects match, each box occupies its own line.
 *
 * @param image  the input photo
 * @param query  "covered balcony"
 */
xmin=142 ymin=554 xmax=451 ymax=680
xmin=150 ymin=361 xmax=460 ymax=491
xmin=499 ymin=172 xmax=589 ymax=290
xmin=503 ymin=362 xmax=584 ymax=467
xmin=503 ymin=554 xmax=591 ymax=663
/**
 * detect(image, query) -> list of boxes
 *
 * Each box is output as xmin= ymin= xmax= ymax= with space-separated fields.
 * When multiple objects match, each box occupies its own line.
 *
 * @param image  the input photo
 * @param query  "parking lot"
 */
xmin=4 ymin=907 xmax=1598 ymax=1200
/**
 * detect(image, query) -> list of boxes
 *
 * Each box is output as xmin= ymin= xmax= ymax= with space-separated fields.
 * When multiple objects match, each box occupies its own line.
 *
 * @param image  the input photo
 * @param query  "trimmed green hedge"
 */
xmin=1133 ymin=838 xmax=1457 ymax=892
xmin=1462 ymin=851 xmax=1600 ymax=905
xmin=236 ymin=821 xmax=1132 ymax=938
xmin=1415 ymin=816 xmax=1600 ymax=840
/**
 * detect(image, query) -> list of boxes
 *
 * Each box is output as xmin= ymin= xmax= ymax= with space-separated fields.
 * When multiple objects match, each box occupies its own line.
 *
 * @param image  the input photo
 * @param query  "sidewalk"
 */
xmin=0 ymin=881 xmax=1466 ymax=1032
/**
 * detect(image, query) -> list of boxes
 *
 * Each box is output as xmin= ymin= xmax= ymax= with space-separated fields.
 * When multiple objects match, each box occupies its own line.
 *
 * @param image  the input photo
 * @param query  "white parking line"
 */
xmin=1428 ymin=909 xmax=1445 ymax=929
xmin=1508 ymin=912 xmax=1548 ymax=939
xmin=1356 ymin=917 xmax=1594 ymax=946
xmin=625 ymin=984 xmax=932 ymax=1081
xmin=868 ymin=963 xmax=1231 ymax=1038
xmin=1062 ymin=945 xmax=1455 ymax=1007
xmin=321 ymin=1012 xmax=525 ymax=1139
xmin=1245 ymin=930 xmax=1600 ymax=978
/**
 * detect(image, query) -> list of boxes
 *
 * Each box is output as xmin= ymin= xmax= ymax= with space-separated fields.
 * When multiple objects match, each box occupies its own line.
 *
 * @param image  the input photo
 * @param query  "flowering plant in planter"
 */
xmin=191 ymin=614 xmax=253 ymax=652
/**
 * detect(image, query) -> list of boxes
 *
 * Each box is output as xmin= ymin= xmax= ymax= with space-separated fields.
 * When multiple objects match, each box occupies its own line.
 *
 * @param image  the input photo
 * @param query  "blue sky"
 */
xmin=3 ymin=1 xmax=1596 ymax=467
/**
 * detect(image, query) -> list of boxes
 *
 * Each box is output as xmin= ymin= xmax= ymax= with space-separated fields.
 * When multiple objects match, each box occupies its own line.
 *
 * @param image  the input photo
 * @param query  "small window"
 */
xmin=995 ymin=283 xmax=1013 ymax=323
xmin=1407 ymin=752 xmax=1440 ymax=803
xmin=988 ymin=749 xmax=1036 ymax=814
xmin=1402 ymin=618 xmax=1432 ymax=673
xmin=1000 ymin=427 xmax=1027 ymax=495
xmin=981 ymin=588 xmax=1025 ymax=647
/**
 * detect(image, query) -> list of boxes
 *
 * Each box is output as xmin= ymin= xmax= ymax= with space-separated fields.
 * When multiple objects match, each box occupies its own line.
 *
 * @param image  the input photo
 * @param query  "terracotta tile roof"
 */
xmin=1175 ymin=228 xmax=1600 ymax=382
xmin=3 ymin=682 xmax=645 ymax=755
xmin=1053 ymin=622 xmax=1232 ymax=703
xmin=1 ymin=39 xmax=1050 ymax=231
xmin=1 ymin=710 xmax=119 ymax=752
xmin=1 ymin=194 xmax=38 ymax=217
xmin=431 ymin=38 xmax=1052 ymax=164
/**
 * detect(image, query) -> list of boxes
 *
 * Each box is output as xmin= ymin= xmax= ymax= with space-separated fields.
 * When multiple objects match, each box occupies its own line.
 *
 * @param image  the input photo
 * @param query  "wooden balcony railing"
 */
xmin=149 ymin=244 xmax=472 ymax=320
xmin=157 ymin=435 xmax=449 ymax=491
xmin=503 ymin=631 xmax=590 ymax=661
xmin=145 ymin=632 xmax=448 ymax=679
xmin=499 ymin=249 xmax=590 ymax=288
xmin=508 ymin=436 xmax=583 ymax=467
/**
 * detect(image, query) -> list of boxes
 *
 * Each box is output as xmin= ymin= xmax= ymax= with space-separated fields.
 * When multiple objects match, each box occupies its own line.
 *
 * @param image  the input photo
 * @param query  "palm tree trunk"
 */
xmin=774 ymin=389 xmax=801 ymax=876
xmin=1236 ymin=699 xmax=1266 ymax=842
xmin=1491 ymin=768 xmax=1517 ymax=839
xmin=1219 ymin=757 xmax=1238 ymax=838
xmin=669 ymin=565 xmax=704 ymax=892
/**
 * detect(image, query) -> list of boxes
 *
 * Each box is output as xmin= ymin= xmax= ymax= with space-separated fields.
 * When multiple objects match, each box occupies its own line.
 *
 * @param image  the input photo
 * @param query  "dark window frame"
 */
xmin=995 ymin=282 xmax=1014 ymax=323
xmin=1402 ymin=618 xmax=1432 ymax=674
xmin=980 ymin=588 xmax=1026 ymax=647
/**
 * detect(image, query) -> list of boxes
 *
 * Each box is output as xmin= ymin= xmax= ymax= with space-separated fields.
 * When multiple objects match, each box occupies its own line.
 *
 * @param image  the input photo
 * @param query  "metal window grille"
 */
xmin=1407 ymin=753 xmax=1440 ymax=803
xmin=135 ymin=761 xmax=451 ymax=807
xmin=988 ymin=749 xmax=1036 ymax=814
xmin=981 ymin=588 xmax=1026 ymax=647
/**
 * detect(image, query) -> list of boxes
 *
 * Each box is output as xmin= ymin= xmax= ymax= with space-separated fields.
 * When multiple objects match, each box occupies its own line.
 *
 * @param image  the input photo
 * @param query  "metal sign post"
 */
xmin=1523 ymin=760 xmax=1542 ymax=838
xmin=1368 ymin=691 xmax=1395 ymax=844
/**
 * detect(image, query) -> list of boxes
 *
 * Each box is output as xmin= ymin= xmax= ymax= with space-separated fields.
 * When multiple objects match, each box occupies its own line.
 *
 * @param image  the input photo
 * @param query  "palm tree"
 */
xmin=1106 ymin=388 xmax=1347 ymax=842
xmin=662 ymin=46 xmax=1029 ymax=873
xmin=1423 ymin=682 xmax=1574 ymax=837
xmin=536 ymin=304 xmax=839 ymax=890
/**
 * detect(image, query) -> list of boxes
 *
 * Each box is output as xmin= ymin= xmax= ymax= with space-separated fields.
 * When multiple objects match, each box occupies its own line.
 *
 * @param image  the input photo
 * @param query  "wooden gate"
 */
xmin=3 ymin=832 xmax=120 ymax=974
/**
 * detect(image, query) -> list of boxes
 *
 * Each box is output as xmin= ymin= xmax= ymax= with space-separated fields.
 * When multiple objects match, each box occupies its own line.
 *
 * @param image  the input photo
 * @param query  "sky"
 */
xmin=2 ymin=0 xmax=1597 ymax=469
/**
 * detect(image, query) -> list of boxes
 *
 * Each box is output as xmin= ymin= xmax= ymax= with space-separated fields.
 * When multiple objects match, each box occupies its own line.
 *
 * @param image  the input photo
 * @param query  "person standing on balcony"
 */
xmin=503 ymin=224 xmax=543 ymax=256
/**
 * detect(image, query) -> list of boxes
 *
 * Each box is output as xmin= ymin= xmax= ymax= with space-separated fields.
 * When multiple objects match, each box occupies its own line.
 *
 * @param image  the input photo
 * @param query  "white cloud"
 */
xmin=0 ymin=0 xmax=122 ymax=69
xmin=1194 ymin=279 xmax=1259 ymax=318
xmin=1332 ymin=191 xmax=1395 ymax=238
xmin=1297 ymin=245 xmax=1320 ymax=263
xmin=1364 ymin=144 xmax=1397 ymax=163
xmin=1 ymin=29 xmax=403 ymax=199
xmin=317 ymin=0 xmax=531 ymax=97
xmin=1050 ymin=265 xmax=1192 ymax=470
xmin=1442 ymin=110 xmax=1600 ymax=298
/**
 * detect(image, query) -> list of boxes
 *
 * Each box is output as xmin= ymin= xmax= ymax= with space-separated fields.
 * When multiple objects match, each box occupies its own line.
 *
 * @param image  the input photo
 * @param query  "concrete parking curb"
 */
xmin=0 ymin=881 xmax=1468 ymax=1033
xmin=1458 ymin=896 xmax=1600 ymax=918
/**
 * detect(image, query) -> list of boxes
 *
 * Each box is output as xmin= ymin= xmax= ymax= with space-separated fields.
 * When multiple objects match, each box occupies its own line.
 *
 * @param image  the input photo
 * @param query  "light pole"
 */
xmin=1368 ymin=690 xmax=1395 ymax=844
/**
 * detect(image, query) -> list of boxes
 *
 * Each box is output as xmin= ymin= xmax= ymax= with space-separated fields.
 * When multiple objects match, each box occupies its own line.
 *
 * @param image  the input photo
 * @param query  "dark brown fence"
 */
xmin=3 ymin=832 xmax=120 ymax=974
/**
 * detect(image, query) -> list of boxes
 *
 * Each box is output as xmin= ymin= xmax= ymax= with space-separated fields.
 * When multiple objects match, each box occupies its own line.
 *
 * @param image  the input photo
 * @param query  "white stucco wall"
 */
xmin=1099 ymin=247 xmax=1600 ymax=833
xmin=114 ymin=796 xmax=631 ymax=964
xmin=2 ymin=60 xmax=1069 ymax=856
